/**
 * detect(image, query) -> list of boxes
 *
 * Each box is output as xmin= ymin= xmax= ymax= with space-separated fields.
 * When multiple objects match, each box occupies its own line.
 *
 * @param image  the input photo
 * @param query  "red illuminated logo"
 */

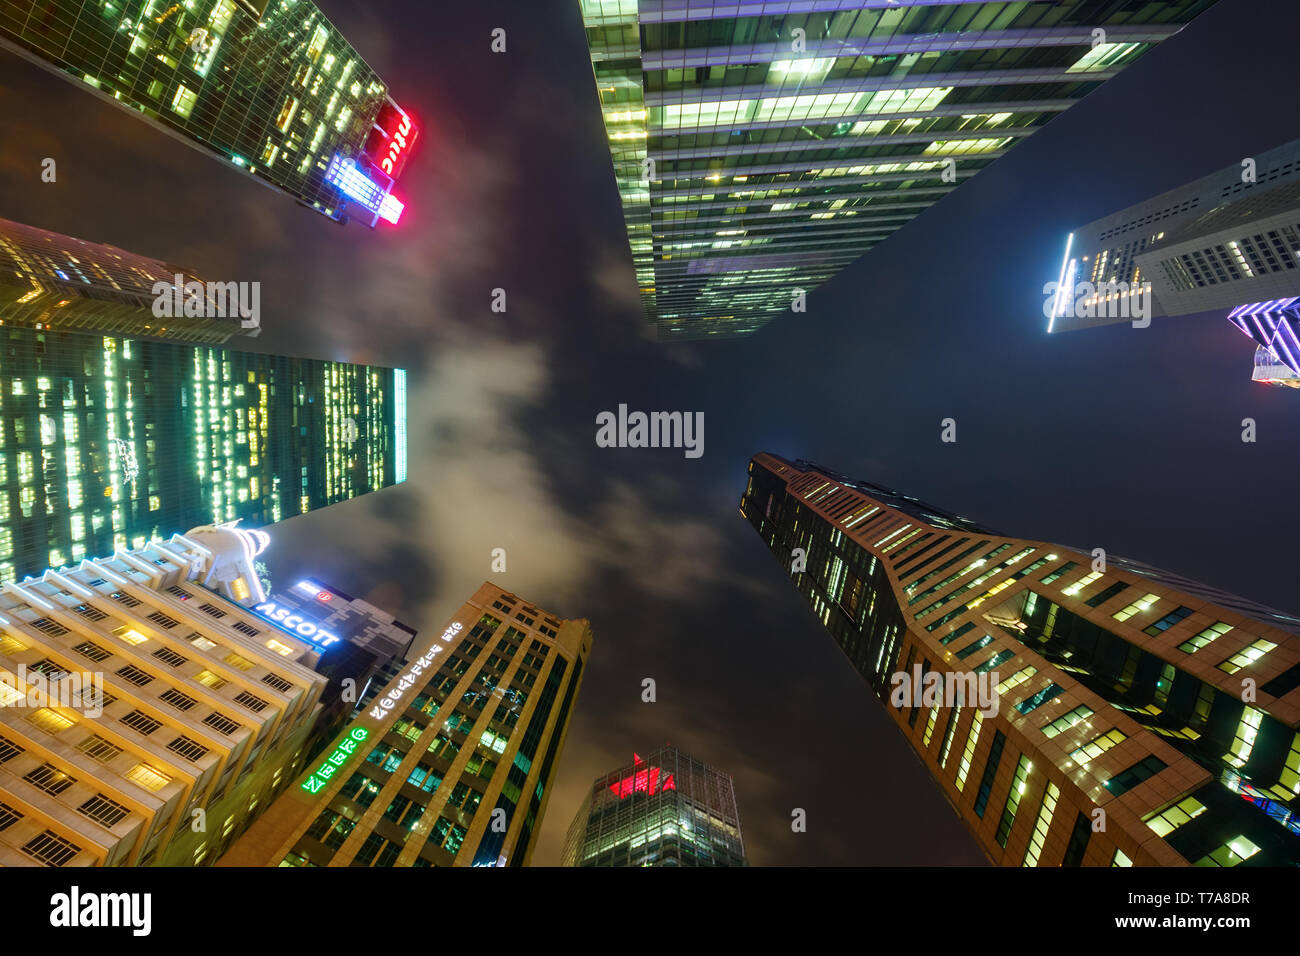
xmin=609 ymin=753 xmax=676 ymax=799
xmin=315 ymin=590 xmax=333 ymax=603
xmin=380 ymin=112 xmax=413 ymax=176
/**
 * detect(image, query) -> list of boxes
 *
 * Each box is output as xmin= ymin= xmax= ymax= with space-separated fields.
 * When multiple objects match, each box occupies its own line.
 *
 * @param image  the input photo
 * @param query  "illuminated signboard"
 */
xmin=324 ymin=154 xmax=405 ymax=226
xmin=294 ymin=580 xmax=334 ymax=603
xmin=252 ymin=600 xmax=341 ymax=648
xmin=369 ymin=622 xmax=461 ymax=720
xmin=365 ymin=102 xmax=419 ymax=181
xmin=609 ymin=753 xmax=675 ymax=799
xmin=302 ymin=727 xmax=369 ymax=793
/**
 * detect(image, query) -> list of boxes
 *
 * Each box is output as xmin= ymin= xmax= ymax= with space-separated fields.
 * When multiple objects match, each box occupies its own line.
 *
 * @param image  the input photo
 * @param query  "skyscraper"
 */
xmin=562 ymin=745 xmax=747 ymax=867
xmin=0 ymin=0 xmax=418 ymax=227
xmin=217 ymin=583 xmax=592 ymax=867
xmin=0 ymin=324 xmax=407 ymax=583
xmin=248 ymin=575 xmax=417 ymax=763
xmin=1046 ymin=138 xmax=1300 ymax=374
xmin=0 ymin=525 xmax=333 ymax=867
xmin=578 ymin=0 xmax=1218 ymax=340
xmin=741 ymin=452 xmax=1300 ymax=866
xmin=0 ymin=215 xmax=257 ymax=345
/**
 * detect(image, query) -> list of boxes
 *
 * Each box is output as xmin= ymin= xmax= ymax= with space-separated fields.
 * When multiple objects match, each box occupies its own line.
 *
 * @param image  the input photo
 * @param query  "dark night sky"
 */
xmin=2 ymin=0 xmax=1299 ymax=866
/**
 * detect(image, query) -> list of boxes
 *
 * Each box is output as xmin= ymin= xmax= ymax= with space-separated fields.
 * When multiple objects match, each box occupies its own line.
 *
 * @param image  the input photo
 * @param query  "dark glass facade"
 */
xmin=0 ymin=0 xmax=413 ymax=225
xmin=562 ymin=745 xmax=747 ymax=866
xmin=580 ymin=0 xmax=1218 ymax=339
xmin=0 ymin=325 xmax=406 ymax=582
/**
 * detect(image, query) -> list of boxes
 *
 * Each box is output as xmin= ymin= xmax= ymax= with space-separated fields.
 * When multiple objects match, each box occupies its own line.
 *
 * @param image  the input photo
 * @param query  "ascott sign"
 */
xmin=253 ymin=601 xmax=341 ymax=648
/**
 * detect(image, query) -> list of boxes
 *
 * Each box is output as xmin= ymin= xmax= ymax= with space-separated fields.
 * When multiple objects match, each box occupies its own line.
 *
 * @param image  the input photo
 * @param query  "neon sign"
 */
xmin=293 ymin=579 xmax=335 ymax=603
xmin=609 ymin=755 xmax=676 ymax=799
xmin=380 ymin=111 xmax=414 ymax=176
xmin=253 ymin=600 xmax=340 ymax=648
xmin=323 ymin=154 xmax=404 ymax=225
xmin=366 ymin=102 xmax=419 ymax=181
xmin=369 ymin=622 xmax=461 ymax=720
xmin=302 ymin=727 xmax=369 ymax=793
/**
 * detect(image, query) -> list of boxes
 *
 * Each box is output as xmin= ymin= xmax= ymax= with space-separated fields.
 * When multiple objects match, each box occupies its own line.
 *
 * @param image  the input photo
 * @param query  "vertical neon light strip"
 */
xmin=1048 ymin=232 xmax=1074 ymax=333
xmin=394 ymin=368 xmax=407 ymax=483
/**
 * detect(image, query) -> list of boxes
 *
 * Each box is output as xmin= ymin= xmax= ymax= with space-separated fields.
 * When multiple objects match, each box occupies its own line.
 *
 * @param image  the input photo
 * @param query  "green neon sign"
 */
xmin=301 ymin=726 xmax=370 ymax=793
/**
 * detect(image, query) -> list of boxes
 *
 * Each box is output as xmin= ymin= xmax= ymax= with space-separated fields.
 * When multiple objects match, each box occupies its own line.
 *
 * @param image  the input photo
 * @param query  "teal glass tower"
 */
xmin=0 ymin=325 xmax=407 ymax=583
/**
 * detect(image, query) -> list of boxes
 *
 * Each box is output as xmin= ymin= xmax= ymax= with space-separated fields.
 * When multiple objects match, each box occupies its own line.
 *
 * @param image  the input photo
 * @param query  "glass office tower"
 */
xmin=0 ymin=0 xmax=417 ymax=226
xmin=742 ymin=452 xmax=1300 ymax=866
xmin=579 ymin=0 xmax=1219 ymax=340
xmin=0 ymin=215 xmax=256 ymax=345
xmin=1047 ymin=138 xmax=1300 ymax=328
xmin=218 ymin=583 xmax=592 ymax=867
xmin=0 ymin=325 xmax=406 ymax=583
xmin=562 ymin=745 xmax=747 ymax=866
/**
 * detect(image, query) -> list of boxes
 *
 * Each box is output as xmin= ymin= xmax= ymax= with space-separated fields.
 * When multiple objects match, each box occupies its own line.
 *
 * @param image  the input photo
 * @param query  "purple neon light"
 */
xmin=1226 ymin=298 xmax=1300 ymax=377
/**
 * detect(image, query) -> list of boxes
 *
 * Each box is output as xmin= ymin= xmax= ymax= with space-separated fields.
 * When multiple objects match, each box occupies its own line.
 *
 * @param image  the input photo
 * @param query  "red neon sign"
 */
xmin=366 ymin=103 xmax=419 ymax=181
xmin=609 ymin=762 xmax=676 ymax=799
xmin=381 ymin=112 xmax=413 ymax=176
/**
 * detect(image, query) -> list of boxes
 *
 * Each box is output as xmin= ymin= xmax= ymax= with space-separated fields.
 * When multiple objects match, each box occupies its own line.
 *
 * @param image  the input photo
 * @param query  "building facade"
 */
xmin=741 ymin=452 xmax=1300 ymax=866
xmin=218 ymin=582 xmax=591 ymax=867
xmin=0 ymin=216 xmax=259 ymax=345
xmin=0 ymin=0 xmax=417 ymax=227
xmin=579 ymin=0 xmax=1218 ymax=340
xmin=0 ymin=525 xmax=336 ymax=867
xmin=1047 ymin=138 xmax=1300 ymax=372
xmin=562 ymin=745 xmax=747 ymax=866
xmin=249 ymin=576 xmax=417 ymax=763
xmin=0 ymin=324 xmax=407 ymax=582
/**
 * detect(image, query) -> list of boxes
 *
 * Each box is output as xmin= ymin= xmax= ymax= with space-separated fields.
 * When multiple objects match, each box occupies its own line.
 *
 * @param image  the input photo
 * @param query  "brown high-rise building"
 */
xmin=219 ymin=582 xmax=592 ymax=867
xmin=0 ymin=216 xmax=254 ymax=344
xmin=742 ymin=452 xmax=1300 ymax=866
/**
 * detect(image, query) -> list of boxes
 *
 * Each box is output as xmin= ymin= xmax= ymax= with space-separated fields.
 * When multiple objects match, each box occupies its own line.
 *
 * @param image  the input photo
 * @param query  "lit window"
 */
xmin=115 ymin=627 xmax=147 ymax=646
xmin=1143 ymin=796 xmax=1207 ymax=837
xmin=171 ymin=84 xmax=198 ymax=119
xmin=1218 ymin=639 xmax=1278 ymax=674
xmin=26 ymin=708 xmax=76 ymax=734
xmin=1194 ymin=836 xmax=1260 ymax=867
xmin=1113 ymin=593 xmax=1160 ymax=622
xmin=1179 ymin=621 xmax=1232 ymax=653
xmin=126 ymin=763 xmax=171 ymax=792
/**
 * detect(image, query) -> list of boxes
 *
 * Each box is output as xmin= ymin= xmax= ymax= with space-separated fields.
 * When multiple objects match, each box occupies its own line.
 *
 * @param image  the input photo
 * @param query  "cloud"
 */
xmin=304 ymin=331 xmax=751 ymax=625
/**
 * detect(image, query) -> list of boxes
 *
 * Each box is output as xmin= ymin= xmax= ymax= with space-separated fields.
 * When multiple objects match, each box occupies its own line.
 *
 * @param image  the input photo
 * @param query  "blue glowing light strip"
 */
xmin=394 ymin=368 xmax=407 ymax=483
xmin=1048 ymin=232 xmax=1074 ymax=333
xmin=324 ymin=154 xmax=387 ymax=214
